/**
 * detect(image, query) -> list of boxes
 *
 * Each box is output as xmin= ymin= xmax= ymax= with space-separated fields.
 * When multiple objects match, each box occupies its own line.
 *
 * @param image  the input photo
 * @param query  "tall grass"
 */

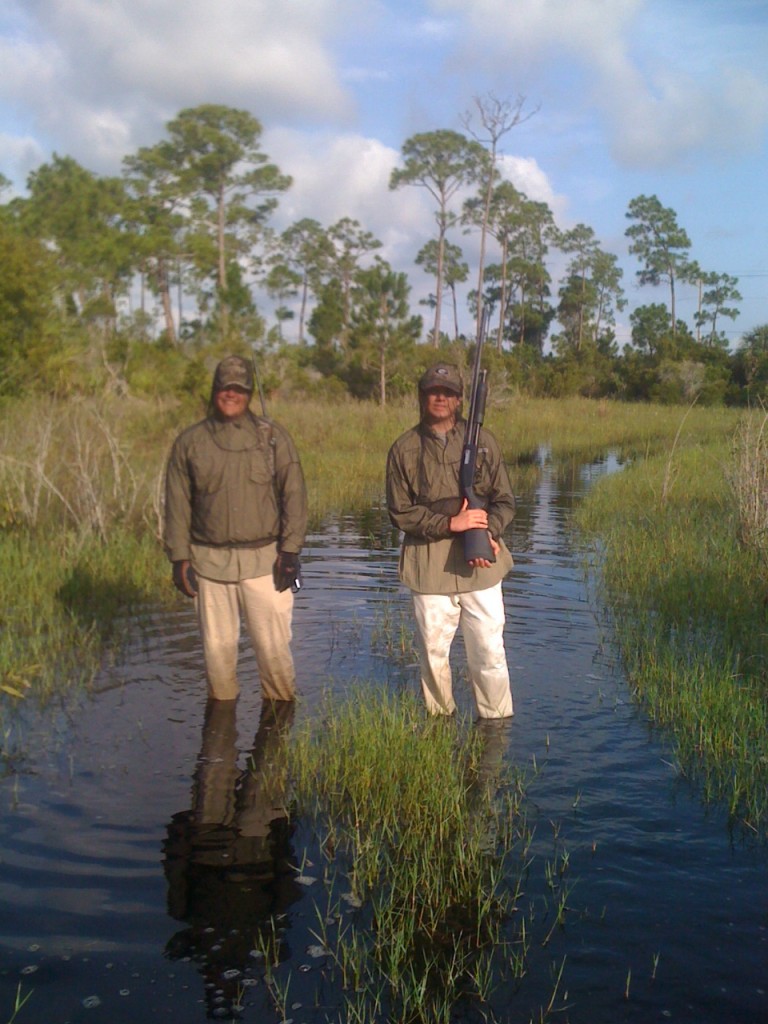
xmin=0 ymin=393 xmax=747 ymax=535
xmin=726 ymin=411 xmax=768 ymax=557
xmin=277 ymin=394 xmax=747 ymax=494
xmin=577 ymin=436 xmax=768 ymax=830
xmin=0 ymin=529 xmax=168 ymax=700
xmin=481 ymin=393 xmax=745 ymax=462
xmin=273 ymin=687 xmax=534 ymax=1023
xmin=0 ymin=392 xmax=753 ymax=726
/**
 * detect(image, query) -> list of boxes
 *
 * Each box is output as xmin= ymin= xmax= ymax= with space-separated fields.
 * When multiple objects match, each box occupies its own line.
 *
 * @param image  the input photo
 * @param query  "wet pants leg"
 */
xmin=240 ymin=576 xmax=295 ymax=701
xmin=412 ymin=591 xmax=461 ymax=715
xmin=459 ymin=585 xmax=514 ymax=719
xmin=196 ymin=575 xmax=295 ymax=701
xmin=412 ymin=583 xmax=513 ymax=719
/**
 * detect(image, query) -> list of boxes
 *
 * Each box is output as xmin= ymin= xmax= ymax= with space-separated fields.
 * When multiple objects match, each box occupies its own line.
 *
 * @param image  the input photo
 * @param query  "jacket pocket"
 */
xmin=191 ymin=449 xmax=225 ymax=495
xmin=248 ymin=447 xmax=274 ymax=485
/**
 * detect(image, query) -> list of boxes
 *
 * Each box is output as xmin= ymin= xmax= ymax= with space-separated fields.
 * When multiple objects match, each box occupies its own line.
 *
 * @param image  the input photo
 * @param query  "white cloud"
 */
xmin=500 ymin=154 xmax=567 ymax=218
xmin=0 ymin=0 xmax=359 ymax=176
xmin=266 ymin=128 xmax=434 ymax=268
xmin=416 ymin=16 xmax=458 ymax=41
xmin=0 ymin=34 xmax=61 ymax=103
xmin=432 ymin=0 xmax=641 ymax=63
xmin=429 ymin=0 xmax=768 ymax=169
xmin=605 ymin=64 xmax=768 ymax=167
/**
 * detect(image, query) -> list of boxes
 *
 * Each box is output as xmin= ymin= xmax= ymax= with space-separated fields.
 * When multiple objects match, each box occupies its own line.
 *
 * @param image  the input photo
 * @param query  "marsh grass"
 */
xmin=4 ymin=391 xmax=757 ymax=1013
xmin=578 ymin=439 xmax=768 ymax=829
xmin=276 ymin=395 xmax=746 ymax=502
xmin=4 ymin=983 xmax=32 ymax=1024
xmin=369 ymin=598 xmax=419 ymax=669
xmin=0 ymin=391 xmax=753 ymax=750
xmin=0 ymin=394 xmax=746 ymax=538
xmin=276 ymin=687 xmax=533 ymax=1022
xmin=0 ymin=526 xmax=169 ymax=766
xmin=727 ymin=411 xmax=768 ymax=557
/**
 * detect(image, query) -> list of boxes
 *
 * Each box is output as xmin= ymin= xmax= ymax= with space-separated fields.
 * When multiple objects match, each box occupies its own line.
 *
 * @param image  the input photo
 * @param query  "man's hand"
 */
xmin=172 ymin=560 xmax=198 ymax=598
xmin=450 ymin=499 xmax=498 ymax=568
xmin=449 ymin=498 xmax=488 ymax=534
xmin=274 ymin=551 xmax=302 ymax=593
xmin=468 ymin=534 xmax=500 ymax=569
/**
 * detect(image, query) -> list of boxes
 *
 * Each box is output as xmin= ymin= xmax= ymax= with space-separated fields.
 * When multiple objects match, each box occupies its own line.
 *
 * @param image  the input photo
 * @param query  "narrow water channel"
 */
xmin=0 ymin=453 xmax=765 ymax=1023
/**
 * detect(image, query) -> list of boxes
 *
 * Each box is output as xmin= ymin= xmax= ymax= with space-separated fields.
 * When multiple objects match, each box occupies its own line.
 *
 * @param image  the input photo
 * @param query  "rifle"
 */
xmin=250 ymin=344 xmax=268 ymax=417
xmin=459 ymin=306 xmax=495 ymax=564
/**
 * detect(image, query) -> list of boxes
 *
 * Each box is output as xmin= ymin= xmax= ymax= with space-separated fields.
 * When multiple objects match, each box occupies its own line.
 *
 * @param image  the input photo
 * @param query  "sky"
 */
xmin=1 ymin=0 xmax=767 ymax=348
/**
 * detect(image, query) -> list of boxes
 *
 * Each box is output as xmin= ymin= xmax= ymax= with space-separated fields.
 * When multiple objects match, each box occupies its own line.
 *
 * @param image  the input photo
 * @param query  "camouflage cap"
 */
xmin=418 ymin=362 xmax=463 ymax=396
xmin=213 ymin=355 xmax=254 ymax=392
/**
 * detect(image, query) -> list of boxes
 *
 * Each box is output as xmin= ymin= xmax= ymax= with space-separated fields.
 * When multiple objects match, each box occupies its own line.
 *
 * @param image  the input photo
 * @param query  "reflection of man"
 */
xmin=471 ymin=719 xmax=514 ymax=804
xmin=386 ymin=363 xmax=515 ymax=719
xmin=163 ymin=700 xmax=300 ymax=1016
xmin=164 ymin=355 xmax=308 ymax=702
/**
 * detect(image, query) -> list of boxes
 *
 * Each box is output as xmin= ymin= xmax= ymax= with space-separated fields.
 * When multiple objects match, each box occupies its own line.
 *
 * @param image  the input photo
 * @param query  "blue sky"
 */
xmin=1 ymin=0 xmax=766 ymax=346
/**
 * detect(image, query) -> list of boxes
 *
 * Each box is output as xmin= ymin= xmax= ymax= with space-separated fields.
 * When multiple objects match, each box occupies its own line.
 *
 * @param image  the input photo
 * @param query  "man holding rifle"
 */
xmin=386 ymin=360 xmax=515 ymax=719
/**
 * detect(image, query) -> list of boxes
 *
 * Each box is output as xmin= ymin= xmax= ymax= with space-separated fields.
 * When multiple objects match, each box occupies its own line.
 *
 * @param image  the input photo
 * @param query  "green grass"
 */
xmin=577 ymin=439 xmax=768 ymax=830
xmin=267 ymin=687 xmax=537 ymax=1023
xmin=0 ymin=391 xmax=761 ymax=801
xmin=276 ymin=395 xmax=747 ymax=501
xmin=0 ymin=527 xmax=170 ymax=767
xmin=2 ymin=392 xmax=763 ymax=1016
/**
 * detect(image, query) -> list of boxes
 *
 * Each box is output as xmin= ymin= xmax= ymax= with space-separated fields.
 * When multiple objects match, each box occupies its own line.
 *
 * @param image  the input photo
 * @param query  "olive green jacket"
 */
xmin=386 ymin=420 xmax=515 ymax=595
xmin=164 ymin=413 xmax=307 ymax=582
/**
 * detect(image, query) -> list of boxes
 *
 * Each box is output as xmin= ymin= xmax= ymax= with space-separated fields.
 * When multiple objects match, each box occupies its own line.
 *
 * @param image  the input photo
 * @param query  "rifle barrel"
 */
xmin=460 ymin=309 xmax=495 ymax=564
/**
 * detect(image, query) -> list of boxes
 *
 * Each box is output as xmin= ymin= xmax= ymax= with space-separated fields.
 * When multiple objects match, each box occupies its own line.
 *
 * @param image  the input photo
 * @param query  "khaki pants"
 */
xmin=196 ymin=574 xmax=295 ymax=701
xmin=412 ymin=583 xmax=513 ymax=719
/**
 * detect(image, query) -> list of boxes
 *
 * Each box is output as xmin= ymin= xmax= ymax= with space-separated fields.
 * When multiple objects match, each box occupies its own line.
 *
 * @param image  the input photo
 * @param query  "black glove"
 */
xmin=273 ymin=551 xmax=302 ymax=593
xmin=172 ymin=560 xmax=198 ymax=598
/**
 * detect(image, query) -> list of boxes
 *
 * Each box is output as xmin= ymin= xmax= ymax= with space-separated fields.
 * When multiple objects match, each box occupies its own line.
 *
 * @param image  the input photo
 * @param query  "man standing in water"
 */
xmin=164 ymin=355 xmax=307 ymax=702
xmin=386 ymin=362 xmax=515 ymax=719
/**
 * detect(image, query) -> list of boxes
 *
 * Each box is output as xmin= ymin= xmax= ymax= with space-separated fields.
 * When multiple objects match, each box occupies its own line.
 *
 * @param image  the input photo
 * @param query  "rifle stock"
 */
xmin=460 ymin=308 xmax=495 ymax=564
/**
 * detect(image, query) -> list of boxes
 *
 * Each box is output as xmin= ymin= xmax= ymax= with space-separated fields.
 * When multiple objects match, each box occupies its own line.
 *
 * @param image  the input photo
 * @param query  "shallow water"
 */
xmin=1 ymin=452 xmax=766 ymax=1023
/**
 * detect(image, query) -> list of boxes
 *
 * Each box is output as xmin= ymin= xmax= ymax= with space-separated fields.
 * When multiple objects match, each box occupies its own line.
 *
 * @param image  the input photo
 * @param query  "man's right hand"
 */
xmin=172 ymin=560 xmax=198 ymax=598
xmin=449 ymin=498 xmax=488 ymax=533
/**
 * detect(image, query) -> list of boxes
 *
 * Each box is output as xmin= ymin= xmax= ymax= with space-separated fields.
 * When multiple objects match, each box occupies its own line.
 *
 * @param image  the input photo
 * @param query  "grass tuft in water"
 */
xmin=280 ymin=687 xmax=531 ymax=1022
xmin=0 ymin=527 xmax=169 ymax=768
xmin=4 ymin=983 xmax=32 ymax=1024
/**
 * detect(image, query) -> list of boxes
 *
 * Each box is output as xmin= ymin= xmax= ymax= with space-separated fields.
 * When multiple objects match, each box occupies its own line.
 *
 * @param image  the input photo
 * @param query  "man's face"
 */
xmin=214 ymin=386 xmax=251 ymax=420
xmin=422 ymin=386 xmax=460 ymax=430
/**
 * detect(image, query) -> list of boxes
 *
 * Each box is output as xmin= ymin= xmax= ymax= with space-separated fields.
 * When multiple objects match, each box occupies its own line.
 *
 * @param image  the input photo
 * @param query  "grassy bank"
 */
xmin=0 ymin=529 xmax=169 ymax=703
xmin=279 ymin=394 xmax=746 ymax=509
xmin=0 ymin=393 xmax=753 ymax=738
xmin=262 ymin=688 xmax=554 ymax=1023
xmin=2 ymin=392 xmax=765 ymax=1019
xmin=576 ymin=434 xmax=768 ymax=830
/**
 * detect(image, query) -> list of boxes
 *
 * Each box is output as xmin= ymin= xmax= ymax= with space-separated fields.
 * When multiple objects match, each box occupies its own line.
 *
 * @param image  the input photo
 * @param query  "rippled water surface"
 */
xmin=1 ymin=453 xmax=766 ymax=1023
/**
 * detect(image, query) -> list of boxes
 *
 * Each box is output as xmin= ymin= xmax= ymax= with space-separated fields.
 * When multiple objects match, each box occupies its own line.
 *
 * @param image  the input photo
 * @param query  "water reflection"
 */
xmin=1 ymin=448 xmax=766 ymax=1024
xmin=468 ymin=717 xmax=516 ymax=824
xmin=163 ymin=699 xmax=299 ymax=1018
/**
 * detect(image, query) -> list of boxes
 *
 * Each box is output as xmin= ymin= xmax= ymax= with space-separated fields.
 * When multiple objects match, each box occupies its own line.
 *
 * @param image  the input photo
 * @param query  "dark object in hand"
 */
xmin=460 ymin=306 xmax=495 ymax=564
xmin=172 ymin=560 xmax=198 ymax=598
xmin=274 ymin=551 xmax=302 ymax=593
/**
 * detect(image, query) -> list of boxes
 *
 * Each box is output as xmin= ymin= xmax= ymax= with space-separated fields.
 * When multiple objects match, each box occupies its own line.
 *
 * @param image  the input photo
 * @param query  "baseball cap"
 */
xmin=418 ymin=363 xmax=463 ymax=395
xmin=213 ymin=355 xmax=254 ymax=392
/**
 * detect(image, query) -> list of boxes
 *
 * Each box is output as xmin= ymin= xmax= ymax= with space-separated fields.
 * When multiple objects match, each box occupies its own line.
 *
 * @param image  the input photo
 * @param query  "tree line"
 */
xmin=1 ymin=97 xmax=766 ymax=406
